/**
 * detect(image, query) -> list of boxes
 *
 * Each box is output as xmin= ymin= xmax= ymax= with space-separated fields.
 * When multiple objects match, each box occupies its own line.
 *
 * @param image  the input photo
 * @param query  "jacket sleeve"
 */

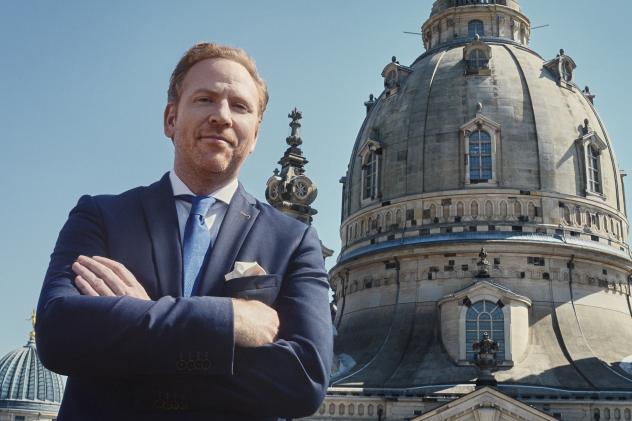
xmin=36 ymin=195 xmax=236 ymax=377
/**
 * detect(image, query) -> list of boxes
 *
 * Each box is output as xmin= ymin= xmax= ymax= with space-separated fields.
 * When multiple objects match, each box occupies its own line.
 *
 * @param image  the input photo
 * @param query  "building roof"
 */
xmin=0 ymin=333 xmax=64 ymax=413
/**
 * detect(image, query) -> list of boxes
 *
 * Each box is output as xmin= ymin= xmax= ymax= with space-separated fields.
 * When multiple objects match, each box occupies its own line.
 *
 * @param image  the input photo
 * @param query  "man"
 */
xmin=36 ymin=43 xmax=333 ymax=420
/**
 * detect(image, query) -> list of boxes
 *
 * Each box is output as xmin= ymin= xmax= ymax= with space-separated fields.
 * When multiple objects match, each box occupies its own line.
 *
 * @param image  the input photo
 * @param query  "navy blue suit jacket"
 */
xmin=36 ymin=173 xmax=333 ymax=420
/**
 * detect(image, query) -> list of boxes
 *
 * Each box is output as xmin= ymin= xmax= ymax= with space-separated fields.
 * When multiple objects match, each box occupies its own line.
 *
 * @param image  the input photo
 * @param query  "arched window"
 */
xmin=485 ymin=201 xmax=493 ymax=219
xmin=586 ymin=212 xmax=592 ymax=228
xmin=430 ymin=204 xmax=437 ymax=219
xmin=471 ymin=201 xmax=479 ymax=218
xmin=385 ymin=69 xmax=397 ymax=90
xmin=467 ymin=49 xmax=489 ymax=74
xmin=528 ymin=202 xmax=536 ymax=219
xmin=468 ymin=20 xmax=485 ymax=37
xmin=396 ymin=209 xmax=403 ymax=227
xmin=514 ymin=201 xmax=522 ymax=218
xmin=563 ymin=207 xmax=571 ymax=225
xmin=469 ymin=130 xmax=492 ymax=182
xmin=385 ymin=211 xmax=392 ymax=229
xmin=500 ymin=201 xmax=508 ymax=218
xmin=457 ymin=202 xmax=465 ymax=217
xmin=587 ymin=145 xmax=601 ymax=193
xmin=363 ymin=150 xmax=379 ymax=199
xmin=466 ymin=300 xmax=505 ymax=361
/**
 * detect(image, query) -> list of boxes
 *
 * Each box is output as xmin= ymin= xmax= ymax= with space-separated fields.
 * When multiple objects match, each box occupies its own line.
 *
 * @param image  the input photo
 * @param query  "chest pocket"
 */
xmin=223 ymin=274 xmax=281 ymax=306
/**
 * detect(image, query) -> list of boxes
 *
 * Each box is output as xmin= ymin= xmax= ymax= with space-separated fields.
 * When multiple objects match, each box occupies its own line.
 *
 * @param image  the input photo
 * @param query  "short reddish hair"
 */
xmin=168 ymin=42 xmax=269 ymax=117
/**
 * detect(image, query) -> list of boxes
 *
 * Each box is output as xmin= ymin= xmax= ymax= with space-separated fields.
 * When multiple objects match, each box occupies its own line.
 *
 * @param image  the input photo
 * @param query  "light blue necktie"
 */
xmin=179 ymin=195 xmax=216 ymax=297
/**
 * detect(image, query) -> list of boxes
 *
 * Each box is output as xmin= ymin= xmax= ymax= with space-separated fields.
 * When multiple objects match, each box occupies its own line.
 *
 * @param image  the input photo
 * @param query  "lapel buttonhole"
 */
xmin=239 ymin=211 xmax=251 ymax=219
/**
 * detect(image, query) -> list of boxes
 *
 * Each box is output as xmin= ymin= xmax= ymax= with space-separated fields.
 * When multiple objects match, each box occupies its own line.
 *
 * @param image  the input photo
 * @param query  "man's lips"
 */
xmin=199 ymin=135 xmax=232 ymax=145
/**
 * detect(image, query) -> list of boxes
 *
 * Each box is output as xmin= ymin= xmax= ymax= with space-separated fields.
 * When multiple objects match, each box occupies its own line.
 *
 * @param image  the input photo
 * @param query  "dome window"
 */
xmin=588 ymin=146 xmax=601 ymax=194
xmin=468 ymin=20 xmax=485 ymax=37
xmin=469 ymin=129 xmax=492 ymax=182
xmin=358 ymin=139 xmax=383 ymax=202
xmin=468 ymin=49 xmax=488 ymax=72
xmin=381 ymin=57 xmax=413 ymax=97
xmin=461 ymin=110 xmax=501 ymax=186
xmin=463 ymin=36 xmax=492 ymax=76
xmin=439 ymin=280 xmax=531 ymax=366
xmin=544 ymin=49 xmax=577 ymax=90
xmin=576 ymin=119 xmax=608 ymax=199
xmin=465 ymin=300 xmax=505 ymax=361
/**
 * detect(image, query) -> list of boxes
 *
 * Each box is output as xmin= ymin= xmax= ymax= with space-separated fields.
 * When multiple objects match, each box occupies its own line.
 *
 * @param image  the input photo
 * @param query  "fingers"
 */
xmin=72 ymin=260 xmax=116 ymax=296
xmin=93 ymin=256 xmax=137 ymax=287
xmin=73 ymin=256 xmax=126 ymax=296
xmin=72 ymin=255 xmax=151 ymax=300
xmin=74 ymin=275 xmax=99 ymax=296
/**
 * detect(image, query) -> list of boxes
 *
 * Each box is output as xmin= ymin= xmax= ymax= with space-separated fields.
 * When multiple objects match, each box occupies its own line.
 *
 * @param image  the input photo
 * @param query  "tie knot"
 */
xmin=177 ymin=195 xmax=216 ymax=217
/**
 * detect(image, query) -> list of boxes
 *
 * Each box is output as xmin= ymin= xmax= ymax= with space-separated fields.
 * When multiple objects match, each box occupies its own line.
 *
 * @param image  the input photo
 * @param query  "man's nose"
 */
xmin=209 ymin=100 xmax=232 ymax=127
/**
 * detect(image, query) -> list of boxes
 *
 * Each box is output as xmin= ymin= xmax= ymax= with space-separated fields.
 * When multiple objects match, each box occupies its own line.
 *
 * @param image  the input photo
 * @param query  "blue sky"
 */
xmin=1 ymin=0 xmax=630 ymax=354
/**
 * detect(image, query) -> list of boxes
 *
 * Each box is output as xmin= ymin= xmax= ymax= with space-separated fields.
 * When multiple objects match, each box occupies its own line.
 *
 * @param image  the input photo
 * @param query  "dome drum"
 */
xmin=339 ymin=190 xmax=629 ymax=262
xmin=423 ymin=0 xmax=530 ymax=50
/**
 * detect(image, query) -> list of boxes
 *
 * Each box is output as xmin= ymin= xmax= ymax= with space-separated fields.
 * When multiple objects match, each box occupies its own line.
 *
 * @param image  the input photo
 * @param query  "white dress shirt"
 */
xmin=169 ymin=170 xmax=238 ymax=244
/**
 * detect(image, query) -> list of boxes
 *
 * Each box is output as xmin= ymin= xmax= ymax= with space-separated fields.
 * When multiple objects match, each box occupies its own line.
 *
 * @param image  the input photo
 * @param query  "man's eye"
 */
xmin=196 ymin=97 xmax=212 ymax=103
xmin=233 ymin=103 xmax=249 ymax=112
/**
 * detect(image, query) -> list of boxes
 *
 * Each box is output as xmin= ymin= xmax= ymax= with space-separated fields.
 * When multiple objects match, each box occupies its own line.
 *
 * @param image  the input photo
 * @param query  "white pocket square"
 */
xmin=225 ymin=261 xmax=267 ymax=281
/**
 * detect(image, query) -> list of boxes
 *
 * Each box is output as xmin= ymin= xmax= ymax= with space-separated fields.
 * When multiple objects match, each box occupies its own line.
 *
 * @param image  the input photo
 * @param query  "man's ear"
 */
xmin=249 ymin=121 xmax=260 ymax=154
xmin=163 ymin=103 xmax=176 ymax=139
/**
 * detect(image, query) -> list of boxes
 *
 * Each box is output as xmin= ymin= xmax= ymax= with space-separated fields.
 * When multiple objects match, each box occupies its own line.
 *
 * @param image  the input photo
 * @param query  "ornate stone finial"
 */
xmin=391 ymin=55 xmax=397 ymax=63
xmin=287 ymin=107 xmax=303 ymax=148
xmin=583 ymin=86 xmax=596 ymax=104
xmin=582 ymin=118 xmax=591 ymax=135
xmin=474 ymin=33 xmax=480 ymax=41
xmin=265 ymin=108 xmax=318 ymax=225
xmin=28 ymin=309 xmax=36 ymax=344
xmin=364 ymin=93 xmax=377 ymax=114
xmin=472 ymin=332 xmax=499 ymax=387
xmin=560 ymin=48 xmax=565 ymax=56
xmin=476 ymin=102 xmax=483 ymax=113
xmin=476 ymin=248 xmax=490 ymax=278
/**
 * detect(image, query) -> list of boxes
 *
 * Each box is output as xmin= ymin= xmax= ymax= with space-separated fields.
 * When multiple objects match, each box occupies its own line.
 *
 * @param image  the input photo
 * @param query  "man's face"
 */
xmin=164 ymin=58 xmax=261 ymax=185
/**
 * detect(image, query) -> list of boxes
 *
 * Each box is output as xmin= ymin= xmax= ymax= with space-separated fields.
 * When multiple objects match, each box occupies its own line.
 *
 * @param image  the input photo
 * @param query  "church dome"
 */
xmin=330 ymin=0 xmax=632 ymax=399
xmin=339 ymin=0 xmax=628 ymax=260
xmin=0 ymin=333 xmax=64 ymax=413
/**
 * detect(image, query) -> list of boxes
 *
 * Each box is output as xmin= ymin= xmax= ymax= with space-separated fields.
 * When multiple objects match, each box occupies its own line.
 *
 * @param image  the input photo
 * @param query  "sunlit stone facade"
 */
xmin=308 ymin=1 xmax=632 ymax=420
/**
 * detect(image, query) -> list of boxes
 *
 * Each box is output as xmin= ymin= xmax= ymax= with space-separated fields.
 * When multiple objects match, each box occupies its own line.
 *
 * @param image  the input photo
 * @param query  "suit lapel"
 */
xmin=196 ymin=183 xmax=260 ymax=296
xmin=140 ymin=173 xmax=183 ymax=298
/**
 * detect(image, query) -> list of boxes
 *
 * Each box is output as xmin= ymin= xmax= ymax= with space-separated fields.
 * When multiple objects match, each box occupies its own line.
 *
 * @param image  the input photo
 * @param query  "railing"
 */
xmin=452 ymin=0 xmax=507 ymax=6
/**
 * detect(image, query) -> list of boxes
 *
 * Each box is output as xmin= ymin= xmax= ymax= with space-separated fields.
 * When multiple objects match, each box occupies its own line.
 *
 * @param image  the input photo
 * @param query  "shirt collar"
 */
xmin=169 ymin=170 xmax=238 ymax=205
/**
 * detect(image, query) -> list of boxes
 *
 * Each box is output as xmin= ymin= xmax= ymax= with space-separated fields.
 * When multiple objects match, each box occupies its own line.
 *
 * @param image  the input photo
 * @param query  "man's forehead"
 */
xmin=183 ymin=58 xmax=257 ymax=92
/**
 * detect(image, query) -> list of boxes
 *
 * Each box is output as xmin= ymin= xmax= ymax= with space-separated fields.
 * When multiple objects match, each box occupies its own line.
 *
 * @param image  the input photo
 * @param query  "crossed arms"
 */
xmin=36 ymin=195 xmax=333 ymax=417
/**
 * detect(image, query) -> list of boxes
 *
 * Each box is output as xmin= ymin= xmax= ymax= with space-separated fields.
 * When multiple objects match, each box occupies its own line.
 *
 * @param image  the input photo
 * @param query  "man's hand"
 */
xmin=72 ymin=255 xmax=151 ymax=300
xmin=232 ymin=299 xmax=279 ymax=347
